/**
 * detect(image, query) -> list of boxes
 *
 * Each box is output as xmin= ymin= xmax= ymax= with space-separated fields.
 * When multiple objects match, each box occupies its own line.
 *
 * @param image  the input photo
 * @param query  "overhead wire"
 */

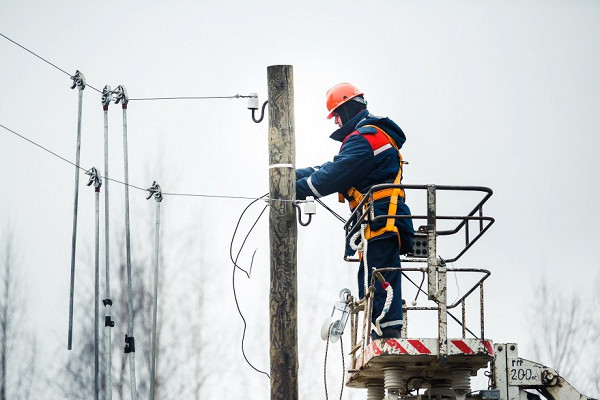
xmin=0 ymin=123 xmax=297 ymax=203
xmin=1 ymin=33 xmax=258 ymax=101
xmin=128 ymin=95 xmax=256 ymax=101
xmin=0 ymin=123 xmax=84 ymax=171
xmin=0 ymin=32 xmax=91 ymax=85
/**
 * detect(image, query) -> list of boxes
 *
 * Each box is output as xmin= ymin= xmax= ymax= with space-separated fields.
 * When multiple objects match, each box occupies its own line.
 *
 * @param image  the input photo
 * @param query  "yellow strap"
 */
xmin=344 ymin=124 xmax=406 ymax=247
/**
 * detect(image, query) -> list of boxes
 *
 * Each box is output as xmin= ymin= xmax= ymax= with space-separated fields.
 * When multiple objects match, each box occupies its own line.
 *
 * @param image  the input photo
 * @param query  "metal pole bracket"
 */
xmin=70 ymin=70 xmax=86 ymax=90
xmin=102 ymin=85 xmax=113 ymax=108
xmin=146 ymin=181 xmax=163 ymax=202
xmin=86 ymin=167 xmax=102 ymax=189
xmin=113 ymin=85 xmax=129 ymax=106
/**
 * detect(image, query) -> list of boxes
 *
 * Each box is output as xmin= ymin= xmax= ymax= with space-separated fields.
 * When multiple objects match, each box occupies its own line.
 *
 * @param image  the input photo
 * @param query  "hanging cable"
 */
xmin=230 ymin=194 xmax=268 ymax=277
xmin=85 ymin=167 xmax=102 ymax=400
xmin=230 ymin=196 xmax=270 ymax=379
xmin=147 ymin=182 xmax=163 ymax=400
xmin=324 ymin=322 xmax=345 ymax=400
xmin=101 ymin=85 xmax=115 ymax=400
xmin=67 ymin=71 xmax=86 ymax=351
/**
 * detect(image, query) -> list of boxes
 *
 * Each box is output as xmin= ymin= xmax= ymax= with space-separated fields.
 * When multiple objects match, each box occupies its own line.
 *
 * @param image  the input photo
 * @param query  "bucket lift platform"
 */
xmin=342 ymin=184 xmax=496 ymax=399
xmin=347 ymin=337 xmax=495 ymax=388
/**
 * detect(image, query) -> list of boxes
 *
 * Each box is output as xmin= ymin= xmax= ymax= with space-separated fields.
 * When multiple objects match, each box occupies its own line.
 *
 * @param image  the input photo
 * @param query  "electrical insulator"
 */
xmin=304 ymin=196 xmax=317 ymax=215
xmin=247 ymin=93 xmax=259 ymax=110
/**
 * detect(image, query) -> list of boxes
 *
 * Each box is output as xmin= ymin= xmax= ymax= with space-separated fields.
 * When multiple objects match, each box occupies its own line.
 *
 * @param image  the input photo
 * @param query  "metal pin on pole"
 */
xmin=147 ymin=182 xmax=163 ymax=400
xmin=86 ymin=167 xmax=102 ymax=400
xmin=115 ymin=85 xmax=138 ymax=400
xmin=101 ymin=85 xmax=114 ymax=400
xmin=68 ymin=70 xmax=86 ymax=350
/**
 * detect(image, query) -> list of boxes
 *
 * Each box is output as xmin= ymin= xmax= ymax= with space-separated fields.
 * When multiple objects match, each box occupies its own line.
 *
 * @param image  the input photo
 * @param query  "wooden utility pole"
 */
xmin=267 ymin=65 xmax=298 ymax=400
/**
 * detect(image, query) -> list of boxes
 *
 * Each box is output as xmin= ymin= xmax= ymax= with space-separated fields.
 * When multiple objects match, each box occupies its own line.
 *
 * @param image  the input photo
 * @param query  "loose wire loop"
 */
xmin=294 ymin=203 xmax=313 ymax=226
xmin=229 ymin=194 xmax=271 ymax=379
xmin=252 ymin=101 xmax=269 ymax=123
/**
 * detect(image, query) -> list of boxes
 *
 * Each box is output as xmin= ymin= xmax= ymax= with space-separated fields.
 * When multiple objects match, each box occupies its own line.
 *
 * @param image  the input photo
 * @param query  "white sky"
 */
xmin=1 ymin=0 xmax=599 ymax=398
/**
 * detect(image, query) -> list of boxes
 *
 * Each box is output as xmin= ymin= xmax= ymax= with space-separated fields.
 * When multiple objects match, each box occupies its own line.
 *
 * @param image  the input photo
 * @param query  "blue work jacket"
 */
xmin=296 ymin=110 xmax=414 ymax=254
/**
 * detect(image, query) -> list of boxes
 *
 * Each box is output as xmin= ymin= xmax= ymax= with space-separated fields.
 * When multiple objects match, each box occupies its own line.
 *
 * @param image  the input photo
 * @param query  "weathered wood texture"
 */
xmin=267 ymin=65 xmax=298 ymax=400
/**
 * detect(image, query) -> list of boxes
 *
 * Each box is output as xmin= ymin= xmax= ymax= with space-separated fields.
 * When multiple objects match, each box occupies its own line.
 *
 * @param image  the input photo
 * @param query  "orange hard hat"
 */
xmin=325 ymin=83 xmax=364 ymax=119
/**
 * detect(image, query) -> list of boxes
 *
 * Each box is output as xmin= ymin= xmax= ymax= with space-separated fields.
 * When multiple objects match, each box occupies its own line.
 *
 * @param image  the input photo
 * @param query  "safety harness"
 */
xmin=339 ymin=124 xmax=406 ymax=244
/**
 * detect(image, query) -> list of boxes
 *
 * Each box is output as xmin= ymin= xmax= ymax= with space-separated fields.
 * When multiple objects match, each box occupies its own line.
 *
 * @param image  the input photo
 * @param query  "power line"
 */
xmin=0 ymin=123 xmax=287 ymax=203
xmin=1 ymin=32 xmax=73 ymax=78
xmin=161 ymin=192 xmax=265 ymax=201
xmin=0 ymin=123 xmax=84 ymax=171
xmin=129 ymin=94 xmax=256 ymax=101
xmin=1 ymin=32 xmax=259 ymax=101
xmin=0 ymin=32 xmax=103 ymax=94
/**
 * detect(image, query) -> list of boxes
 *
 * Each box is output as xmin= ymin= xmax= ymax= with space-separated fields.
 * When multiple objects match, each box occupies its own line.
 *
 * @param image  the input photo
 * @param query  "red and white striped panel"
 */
xmin=449 ymin=339 xmax=494 ymax=355
xmin=366 ymin=338 xmax=494 ymax=358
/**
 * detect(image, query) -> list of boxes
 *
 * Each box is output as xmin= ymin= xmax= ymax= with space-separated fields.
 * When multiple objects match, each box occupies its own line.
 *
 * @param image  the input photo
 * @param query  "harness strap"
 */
xmin=341 ymin=124 xmax=406 ymax=245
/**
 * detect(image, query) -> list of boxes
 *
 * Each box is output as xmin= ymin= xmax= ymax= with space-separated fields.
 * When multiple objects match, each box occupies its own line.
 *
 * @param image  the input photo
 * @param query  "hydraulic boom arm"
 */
xmin=493 ymin=343 xmax=595 ymax=400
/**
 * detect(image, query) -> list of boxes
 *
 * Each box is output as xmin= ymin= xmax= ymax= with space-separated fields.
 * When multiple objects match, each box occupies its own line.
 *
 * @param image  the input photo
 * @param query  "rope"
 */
xmin=324 ymin=323 xmax=345 ymax=400
xmin=374 ymin=284 xmax=393 ymax=336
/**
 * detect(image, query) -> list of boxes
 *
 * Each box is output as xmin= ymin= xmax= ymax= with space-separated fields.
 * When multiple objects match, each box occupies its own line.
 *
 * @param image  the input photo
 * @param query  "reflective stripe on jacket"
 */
xmin=295 ymin=110 xmax=414 ymax=253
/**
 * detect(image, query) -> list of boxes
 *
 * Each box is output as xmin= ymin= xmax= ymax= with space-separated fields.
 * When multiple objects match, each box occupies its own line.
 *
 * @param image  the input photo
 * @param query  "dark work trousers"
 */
xmin=357 ymin=235 xmax=403 ymax=330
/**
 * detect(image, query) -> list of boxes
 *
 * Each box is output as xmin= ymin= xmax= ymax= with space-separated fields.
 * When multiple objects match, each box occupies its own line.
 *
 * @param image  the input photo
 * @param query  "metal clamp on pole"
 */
xmin=70 ymin=70 xmax=86 ymax=90
xmin=146 ymin=181 xmax=163 ymax=202
xmin=103 ymin=299 xmax=115 ymax=327
xmin=102 ymin=85 xmax=113 ymax=110
xmin=247 ymin=93 xmax=268 ymax=123
xmin=113 ymin=85 xmax=129 ymax=108
xmin=124 ymin=334 xmax=135 ymax=353
xmin=86 ymin=167 xmax=102 ymax=189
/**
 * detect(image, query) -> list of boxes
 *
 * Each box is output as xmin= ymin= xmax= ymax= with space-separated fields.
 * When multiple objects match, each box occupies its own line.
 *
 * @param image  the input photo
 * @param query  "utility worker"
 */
xmin=296 ymin=83 xmax=414 ymax=339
